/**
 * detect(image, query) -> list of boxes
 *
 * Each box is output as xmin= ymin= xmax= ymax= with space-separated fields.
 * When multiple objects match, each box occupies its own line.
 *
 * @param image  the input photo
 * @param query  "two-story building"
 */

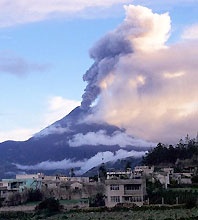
xmin=105 ymin=178 xmax=146 ymax=207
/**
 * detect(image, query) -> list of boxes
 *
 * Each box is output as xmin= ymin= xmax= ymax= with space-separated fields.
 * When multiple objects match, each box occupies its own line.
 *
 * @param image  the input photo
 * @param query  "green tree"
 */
xmin=89 ymin=193 xmax=105 ymax=207
xmin=99 ymin=163 xmax=107 ymax=182
xmin=36 ymin=198 xmax=62 ymax=214
xmin=125 ymin=161 xmax=131 ymax=171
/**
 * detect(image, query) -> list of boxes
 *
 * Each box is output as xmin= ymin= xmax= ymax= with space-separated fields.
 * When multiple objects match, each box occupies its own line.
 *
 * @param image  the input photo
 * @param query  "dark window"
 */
xmin=124 ymin=184 xmax=141 ymax=190
xmin=111 ymin=196 xmax=120 ymax=202
xmin=110 ymin=185 xmax=119 ymax=190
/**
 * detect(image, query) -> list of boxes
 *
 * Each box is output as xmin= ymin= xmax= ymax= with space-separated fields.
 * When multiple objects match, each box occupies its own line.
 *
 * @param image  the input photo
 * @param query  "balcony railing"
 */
xmin=124 ymin=190 xmax=142 ymax=195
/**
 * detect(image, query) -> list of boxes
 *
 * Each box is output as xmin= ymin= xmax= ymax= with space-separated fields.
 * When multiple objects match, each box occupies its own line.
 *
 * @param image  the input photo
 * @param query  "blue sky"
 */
xmin=0 ymin=0 xmax=198 ymax=142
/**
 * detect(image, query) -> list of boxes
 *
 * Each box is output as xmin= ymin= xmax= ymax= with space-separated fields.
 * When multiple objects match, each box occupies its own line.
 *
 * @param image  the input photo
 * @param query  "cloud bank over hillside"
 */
xmin=15 ymin=149 xmax=146 ymax=174
xmin=68 ymin=130 xmax=155 ymax=148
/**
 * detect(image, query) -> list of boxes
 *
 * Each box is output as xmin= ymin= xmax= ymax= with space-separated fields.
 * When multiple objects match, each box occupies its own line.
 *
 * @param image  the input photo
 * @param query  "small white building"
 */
xmin=16 ymin=173 xmax=44 ymax=180
xmin=162 ymin=168 xmax=174 ymax=175
xmin=172 ymin=173 xmax=193 ymax=184
xmin=65 ymin=177 xmax=90 ymax=183
xmin=134 ymin=166 xmax=154 ymax=177
xmin=107 ymin=171 xmax=133 ymax=180
xmin=153 ymin=172 xmax=170 ymax=189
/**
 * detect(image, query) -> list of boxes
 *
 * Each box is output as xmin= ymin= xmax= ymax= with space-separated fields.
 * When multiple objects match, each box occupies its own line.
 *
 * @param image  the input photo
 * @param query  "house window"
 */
xmin=124 ymin=184 xmax=141 ymax=190
xmin=111 ymin=196 xmax=120 ymax=203
xmin=110 ymin=185 xmax=119 ymax=190
xmin=124 ymin=196 xmax=142 ymax=202
xmin=131 ymin=196 xmax=142 ymax=202
xmin=134 ymin=196 xmax=142 ymax=202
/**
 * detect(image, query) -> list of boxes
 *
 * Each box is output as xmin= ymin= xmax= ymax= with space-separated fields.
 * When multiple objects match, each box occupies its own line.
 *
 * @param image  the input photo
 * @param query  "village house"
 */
xmin=134 ymin=166 xmax=154 ymax=177
xmin=172 ymin=172 xmax=193 ymax=184
xmin=1 ymin=178 xmax=42 ymax=192
xmin=0 ymin=163 xmax=196 ymax=208
xmin=106 ymin=170 xmax=133 ymax=180
xmin=105 ymin=173 xmax=146 ymax=207
xmin=0 ymin=173 xmax=105 ymax=206
xmin=16 ymin=173 xmax=44 ymax=180
xmin=152 ymin=172 xmax=170 ymax=189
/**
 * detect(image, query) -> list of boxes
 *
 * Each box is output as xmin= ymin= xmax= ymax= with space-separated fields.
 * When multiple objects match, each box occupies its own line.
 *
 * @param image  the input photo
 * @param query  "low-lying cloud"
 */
xmin=34 ymin=125 xmax=69 ymax=138
xmin=15 ymin=149 xmax=146 ymax=174
xmin=68 ymin=130 xmax=155 ymax=148
xmin=15 ymin=159 xmax=85 ymax=171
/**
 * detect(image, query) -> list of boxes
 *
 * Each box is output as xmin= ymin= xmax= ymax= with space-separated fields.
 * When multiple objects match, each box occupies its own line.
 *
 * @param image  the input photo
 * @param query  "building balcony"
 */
xmin=124 ymin=190 xmax=142 ymax=195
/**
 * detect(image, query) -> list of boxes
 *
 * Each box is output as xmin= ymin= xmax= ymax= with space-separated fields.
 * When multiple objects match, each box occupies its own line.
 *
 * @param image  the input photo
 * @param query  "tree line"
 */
xmin=142 ymin=135 xmax=198 ymax=166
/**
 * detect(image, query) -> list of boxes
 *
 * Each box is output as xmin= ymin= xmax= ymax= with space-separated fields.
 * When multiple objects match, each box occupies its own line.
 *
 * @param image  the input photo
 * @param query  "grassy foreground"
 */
xmin=1 ymin=207 xmax=198 ymax=220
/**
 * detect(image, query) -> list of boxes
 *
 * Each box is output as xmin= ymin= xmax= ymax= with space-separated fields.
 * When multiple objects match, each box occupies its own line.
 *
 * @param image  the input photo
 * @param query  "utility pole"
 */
xmin=162 ymin=197 xmax=164 ymax=205
xmin=176 ymin=197 xmax=178 ymax=205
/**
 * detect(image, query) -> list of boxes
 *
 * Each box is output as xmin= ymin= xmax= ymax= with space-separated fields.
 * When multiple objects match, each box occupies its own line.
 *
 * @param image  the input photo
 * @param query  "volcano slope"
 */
xmin=0 ymin=107 xmax=153 ymax=179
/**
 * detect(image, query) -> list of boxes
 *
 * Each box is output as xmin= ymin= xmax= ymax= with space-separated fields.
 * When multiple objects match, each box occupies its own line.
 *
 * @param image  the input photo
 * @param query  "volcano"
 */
xmin=0 ymin=107 xmax=154 ymax=179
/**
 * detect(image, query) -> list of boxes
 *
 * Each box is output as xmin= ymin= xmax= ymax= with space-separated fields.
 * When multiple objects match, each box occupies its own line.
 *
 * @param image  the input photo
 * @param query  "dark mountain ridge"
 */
xmin=0 ymin=106 xmax=152 ymax=179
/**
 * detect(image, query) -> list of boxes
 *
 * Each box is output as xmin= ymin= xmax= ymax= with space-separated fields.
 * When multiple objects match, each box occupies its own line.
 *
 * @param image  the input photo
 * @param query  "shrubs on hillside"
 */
xmin=27 ymin=189 xmax=43 ymax=202
xmin=35 ymin=198 xmax=62 ymax=214
xmin=143 ymin=139 xmax=198 ymax=166
xmin=89 ymin=193 xmax=105 ymax=207
xmin=192 ymin=175 xmax=198 ymax=184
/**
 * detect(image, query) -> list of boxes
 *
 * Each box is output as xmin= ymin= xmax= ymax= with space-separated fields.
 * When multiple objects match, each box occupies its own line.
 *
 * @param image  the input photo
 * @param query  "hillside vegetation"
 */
xmin=142 ymin=136 xmax=198 ymax=166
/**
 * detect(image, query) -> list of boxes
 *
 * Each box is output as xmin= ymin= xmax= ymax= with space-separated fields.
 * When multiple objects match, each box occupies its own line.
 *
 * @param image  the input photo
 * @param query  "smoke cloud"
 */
xmin=15 ymin=149 xmax=146 ymax=174
xmin=68 ymin=130 xmax=155 ymax=148
xmin=81 ymin=28 xmax=132 ymax=108
xmin=81 ymin=5 xmax=170 ymax=109
xmin=81 ymin=5 xmax=198 ymax=143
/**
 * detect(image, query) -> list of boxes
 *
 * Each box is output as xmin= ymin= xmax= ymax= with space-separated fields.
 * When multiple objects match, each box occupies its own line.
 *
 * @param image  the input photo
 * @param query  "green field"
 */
xmin=168 ymin=188 xmax=198 ymax=193
xmin=59 ymin=199 xmax=89 ymax=205
xmin=1 ymin=207 xmax=198 ymax=220
xmin=45 ymin=208 xmax=198 ymax=220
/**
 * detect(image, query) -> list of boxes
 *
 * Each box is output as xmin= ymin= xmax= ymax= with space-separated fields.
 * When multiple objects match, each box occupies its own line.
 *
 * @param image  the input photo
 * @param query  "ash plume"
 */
xmin=81 ymin=5 xmax=170 ymax=109
xmin=81 ymin=21 xmax=133 ymax=109
xmin=81 ymin=5 xmax=198 ymax=143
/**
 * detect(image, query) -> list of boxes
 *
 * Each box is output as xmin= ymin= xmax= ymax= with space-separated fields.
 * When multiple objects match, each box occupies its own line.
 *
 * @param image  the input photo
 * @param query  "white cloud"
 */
xmin=15 ymin=149 xmax=146 ymax=174
xmin=15 ymin=158 xmax=85 ymax=171
xmin=44 ymin=96 xmax=80 ymax=125
xmin=133 ymin=0 xmax=198 ymax=7
xmin=34 ymin=125 xmax=69 ymax=138
xmin=77 ymin=149 xmax=146 ymax=174
xmin=124 ymin=5 xmax=171 ymax=52
xmin=182 ymin=24 xmax=198 ymax=40
xmin=0 ymin=96 xmax=80 ymax=142
xmin=0 ymin=128 xmax=39 ymax=142
xmin=68 ymin=130 xmax=155 ymax=148
xmin=0 ymin=0 xmax=132 ymax=28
